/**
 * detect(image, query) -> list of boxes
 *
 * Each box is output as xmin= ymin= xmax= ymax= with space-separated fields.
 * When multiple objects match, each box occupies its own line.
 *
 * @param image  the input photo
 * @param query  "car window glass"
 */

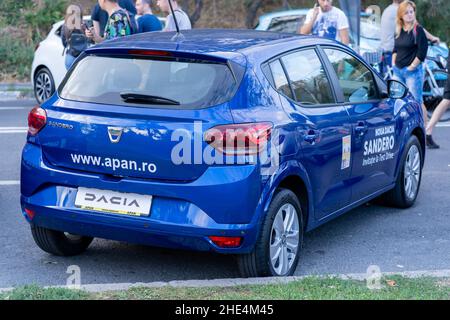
xmin=60 ymin=56 xmax=238 ymax=109
xmin=55 ymin=26 xmax=62 ymax=37
xmin=324 ymin=48 xmax=379 ymax=103
xmin=281 ymin=49 xmax=335 ymax=105
xmin=269 ymin=60 xmax=293 ymax=99
xmin=267 ymin=15 xmax=306 ymax=33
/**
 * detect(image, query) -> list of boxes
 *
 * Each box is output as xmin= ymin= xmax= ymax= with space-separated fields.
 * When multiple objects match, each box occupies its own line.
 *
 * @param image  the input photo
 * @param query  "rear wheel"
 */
xmin=238 ymin=189 xmax=303 ymax=277
xmin=34 ymin=67 xmax=55 ymax=104
xmin=31 ymin=225 xmax=93 ymax=256
xmin=382 ymin=136 xmax=423 ymax=208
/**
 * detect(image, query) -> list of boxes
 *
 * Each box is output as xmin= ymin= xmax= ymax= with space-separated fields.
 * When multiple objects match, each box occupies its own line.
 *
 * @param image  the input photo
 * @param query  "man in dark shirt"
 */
xmin=136 ymin=0 xmax=162 ymax=33
xmin=91 ymin=0 xmax=137 ymax=38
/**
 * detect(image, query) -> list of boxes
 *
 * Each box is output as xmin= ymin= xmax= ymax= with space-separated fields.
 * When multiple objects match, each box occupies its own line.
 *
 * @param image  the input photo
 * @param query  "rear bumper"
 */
xmin=21 ymin=143 xmax=264 ymax=254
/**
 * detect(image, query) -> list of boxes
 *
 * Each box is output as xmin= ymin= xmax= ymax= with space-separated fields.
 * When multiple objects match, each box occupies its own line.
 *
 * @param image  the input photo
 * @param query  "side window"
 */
xmin=323 ymin=48 xmax=379 ymax=103
xmin=55 ymin=26 xmax=63 ymax=38
xmin=268 ymin=60 xmax=293 ymax=99
xmin=267 ymin=15 xmax=306 ymax=34
xmin=281 ymin=49 xmax=335 ymax=105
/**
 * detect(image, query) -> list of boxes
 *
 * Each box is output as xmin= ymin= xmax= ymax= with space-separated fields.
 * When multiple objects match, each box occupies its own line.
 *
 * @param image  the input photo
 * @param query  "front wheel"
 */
xmin=382 ymin=135 xmax=423 ymax=208
xmin=238 ymin=189 xmax=303 ymax=277
xmin=31 ymin=225 xmax=93 ymax=256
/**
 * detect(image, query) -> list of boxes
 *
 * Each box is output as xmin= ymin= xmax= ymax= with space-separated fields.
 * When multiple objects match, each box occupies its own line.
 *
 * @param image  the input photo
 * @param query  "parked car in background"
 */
xmin=31 ymin=16 xmax=166 ymax=104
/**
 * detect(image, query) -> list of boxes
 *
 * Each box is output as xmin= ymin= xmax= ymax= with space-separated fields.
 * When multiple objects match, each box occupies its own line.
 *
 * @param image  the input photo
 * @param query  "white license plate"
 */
xmin=75 ymin=187 xmax=152 ymax=217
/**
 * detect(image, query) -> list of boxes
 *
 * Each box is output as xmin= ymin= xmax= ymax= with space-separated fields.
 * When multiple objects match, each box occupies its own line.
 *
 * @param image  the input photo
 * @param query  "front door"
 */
xmin=322 ymin=47 xmax=400 ymax=202
xmin=269 ymin=48 xmax=353 ymax=219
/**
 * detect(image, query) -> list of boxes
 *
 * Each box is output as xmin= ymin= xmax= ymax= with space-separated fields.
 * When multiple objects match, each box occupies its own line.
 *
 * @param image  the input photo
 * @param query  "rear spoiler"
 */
xmin=83 ymin=48 xmax=246 ymax=83
xmin=86 ymin=47 xmax=241 ymax=64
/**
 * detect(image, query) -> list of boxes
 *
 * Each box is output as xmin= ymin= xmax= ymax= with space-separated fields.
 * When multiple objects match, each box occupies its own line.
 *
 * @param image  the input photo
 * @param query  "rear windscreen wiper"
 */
xmin=120 ymin=93 xmax=180 ymax=105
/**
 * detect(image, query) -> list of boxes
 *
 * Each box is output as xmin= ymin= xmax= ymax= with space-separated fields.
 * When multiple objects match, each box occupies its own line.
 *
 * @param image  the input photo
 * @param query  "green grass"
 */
xmin=2 ymin=276 xmax=450 ymax=300
xmin=0 ymin=285 xmax=90 ymax=300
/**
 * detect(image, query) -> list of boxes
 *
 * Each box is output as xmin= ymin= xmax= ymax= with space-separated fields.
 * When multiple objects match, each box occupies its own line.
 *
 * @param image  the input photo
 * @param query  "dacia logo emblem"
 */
xmin=108 ymin=127 xmax=123 ymax=144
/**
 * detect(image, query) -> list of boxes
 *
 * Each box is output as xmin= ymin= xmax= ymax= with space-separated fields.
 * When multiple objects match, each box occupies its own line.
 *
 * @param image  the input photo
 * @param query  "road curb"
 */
xmin=2 ymin=269 xmax=450 ymax=294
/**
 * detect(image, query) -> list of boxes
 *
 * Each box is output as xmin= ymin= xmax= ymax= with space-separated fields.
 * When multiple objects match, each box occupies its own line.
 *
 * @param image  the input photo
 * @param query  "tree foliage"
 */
xmin=0 ymin=0 xmax=68 ymax=42
xmin=1 ymin=0 xmax=450 ymax=80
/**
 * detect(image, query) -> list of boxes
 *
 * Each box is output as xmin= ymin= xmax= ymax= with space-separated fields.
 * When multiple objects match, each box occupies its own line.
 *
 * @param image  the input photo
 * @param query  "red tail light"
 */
xmin=209 ymin=236 xmax=243 ymax=248
xmin=204 ymin=122 xmax=272 ymax=156
xmin=28 ymin=106 xmax=47 ymax=136
xmin=25 ymin=209 xmax=36 ymax=220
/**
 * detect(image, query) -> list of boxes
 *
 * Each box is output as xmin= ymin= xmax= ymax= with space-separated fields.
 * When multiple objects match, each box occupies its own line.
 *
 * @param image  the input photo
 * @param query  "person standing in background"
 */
xmin=392 ymin=1 xmax=428 ymax=114
xmin=157 ymin=0 xmax=191 ymax=32
xmin=86 ymin=0 xmax=133 ymax=43
xmin=62 ymin=4 xmax=88 ymax=70
xmin=381 ymin=0 xmax=440 ymax=74
xmin=299 ymin=0 xmax=350 ymax=45
xmin=88 ymin=0 xmax=137 ymax=42
xmin=136 ymin=0 xmax=162 ymax=33
xmin=380 ymin=0 xmax=403 ymax=75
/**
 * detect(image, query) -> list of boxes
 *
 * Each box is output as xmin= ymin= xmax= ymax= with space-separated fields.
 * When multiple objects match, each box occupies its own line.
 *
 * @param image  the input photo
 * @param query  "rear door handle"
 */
xmin=303 ymin=130 xmax=319 ymax=144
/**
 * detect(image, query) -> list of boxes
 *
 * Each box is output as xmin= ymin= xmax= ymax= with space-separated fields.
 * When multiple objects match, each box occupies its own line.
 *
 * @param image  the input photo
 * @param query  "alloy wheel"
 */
xmin=35 ymin=71 xmax=53 ymax=103
xmin=404 ymin=145 xmax=421 ymax=200
xmin=269 ymin=203 xmax=300 ymax=276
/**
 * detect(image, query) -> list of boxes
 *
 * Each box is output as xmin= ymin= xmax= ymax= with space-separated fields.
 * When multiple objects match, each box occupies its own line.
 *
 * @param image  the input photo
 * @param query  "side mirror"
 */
xmin=387 ymin=79 xmax=409 ymax=99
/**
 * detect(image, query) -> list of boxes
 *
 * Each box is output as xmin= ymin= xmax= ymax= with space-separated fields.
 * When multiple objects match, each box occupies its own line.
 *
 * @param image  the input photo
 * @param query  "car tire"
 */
xmin=31 ymin=225 xmax=93 ymax=256
xmin=237 ymin=189 xmax=303 ymax=278
xmin=382 ymin=135 xmax=423 ymax=208
xmin=34 ymin=67 xmax=55 ymax=104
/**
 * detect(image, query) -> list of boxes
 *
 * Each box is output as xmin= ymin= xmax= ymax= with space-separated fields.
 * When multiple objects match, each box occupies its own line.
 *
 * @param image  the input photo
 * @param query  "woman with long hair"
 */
xmin=392 ymin=1 xmax=428 ymax=124
xmin=62 ymin=4 xmax=88 ymax=70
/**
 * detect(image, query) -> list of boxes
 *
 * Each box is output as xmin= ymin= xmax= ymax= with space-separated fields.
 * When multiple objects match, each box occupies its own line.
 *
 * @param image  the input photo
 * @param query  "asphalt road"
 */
xmin=1 ymin=99 xmax=450 ymax=288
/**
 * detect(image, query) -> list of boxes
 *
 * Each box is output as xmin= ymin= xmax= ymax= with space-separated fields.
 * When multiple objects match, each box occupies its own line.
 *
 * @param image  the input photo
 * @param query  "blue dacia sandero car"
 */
xmin=21 ymin=29 xmax=425 ymax=277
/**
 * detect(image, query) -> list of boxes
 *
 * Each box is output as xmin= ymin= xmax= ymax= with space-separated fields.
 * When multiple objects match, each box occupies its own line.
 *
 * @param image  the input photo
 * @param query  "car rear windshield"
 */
xmin=59 ymin=55 xmax=238 ymax=109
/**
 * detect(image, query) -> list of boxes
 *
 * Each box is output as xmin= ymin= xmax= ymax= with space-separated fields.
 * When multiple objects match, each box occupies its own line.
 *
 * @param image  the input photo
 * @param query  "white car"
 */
xmin=31 ymin=16 xmax=166 ymax=104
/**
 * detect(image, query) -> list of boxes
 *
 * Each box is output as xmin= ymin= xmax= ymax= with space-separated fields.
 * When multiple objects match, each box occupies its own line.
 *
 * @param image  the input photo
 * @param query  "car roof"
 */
xmin=87 ymin=29 xmax=339 ymax=64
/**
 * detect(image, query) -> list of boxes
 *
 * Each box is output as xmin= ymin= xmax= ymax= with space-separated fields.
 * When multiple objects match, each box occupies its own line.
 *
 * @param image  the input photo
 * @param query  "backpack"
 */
xmin=124 ymin=10 xmax=138 ymax=35
xmin=67 ymin=30 xmax=88 ymax=57
xmin=412 ymin=23 xmax=419 ymax=45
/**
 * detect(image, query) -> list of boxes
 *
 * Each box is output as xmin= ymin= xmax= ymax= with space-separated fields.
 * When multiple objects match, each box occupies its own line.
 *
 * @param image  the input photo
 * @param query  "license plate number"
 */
xmin=75 ymin=187 xmax=152 ymax=217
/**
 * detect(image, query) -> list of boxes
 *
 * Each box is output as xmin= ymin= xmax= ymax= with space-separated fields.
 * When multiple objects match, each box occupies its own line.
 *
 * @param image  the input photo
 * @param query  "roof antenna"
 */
xmin=168 ymin=0 xmax=184 ymax=41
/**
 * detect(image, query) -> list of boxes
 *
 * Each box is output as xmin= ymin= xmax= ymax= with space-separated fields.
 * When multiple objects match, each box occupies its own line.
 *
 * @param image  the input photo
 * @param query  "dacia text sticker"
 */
xmin=362 ymin=125 xmax=396 ymax=166
xmin=341 ymin=135 xmax=351 ymax=170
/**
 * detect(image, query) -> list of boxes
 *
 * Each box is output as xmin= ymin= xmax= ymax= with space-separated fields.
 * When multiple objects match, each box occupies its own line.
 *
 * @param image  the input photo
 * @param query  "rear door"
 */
xmin=322 ymin=47 xmax=400 ymax=202
xmin=268 ymin=47 xmax=353 ymax=219
xmin=40 ymin=53 xmax=240 ymax=182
